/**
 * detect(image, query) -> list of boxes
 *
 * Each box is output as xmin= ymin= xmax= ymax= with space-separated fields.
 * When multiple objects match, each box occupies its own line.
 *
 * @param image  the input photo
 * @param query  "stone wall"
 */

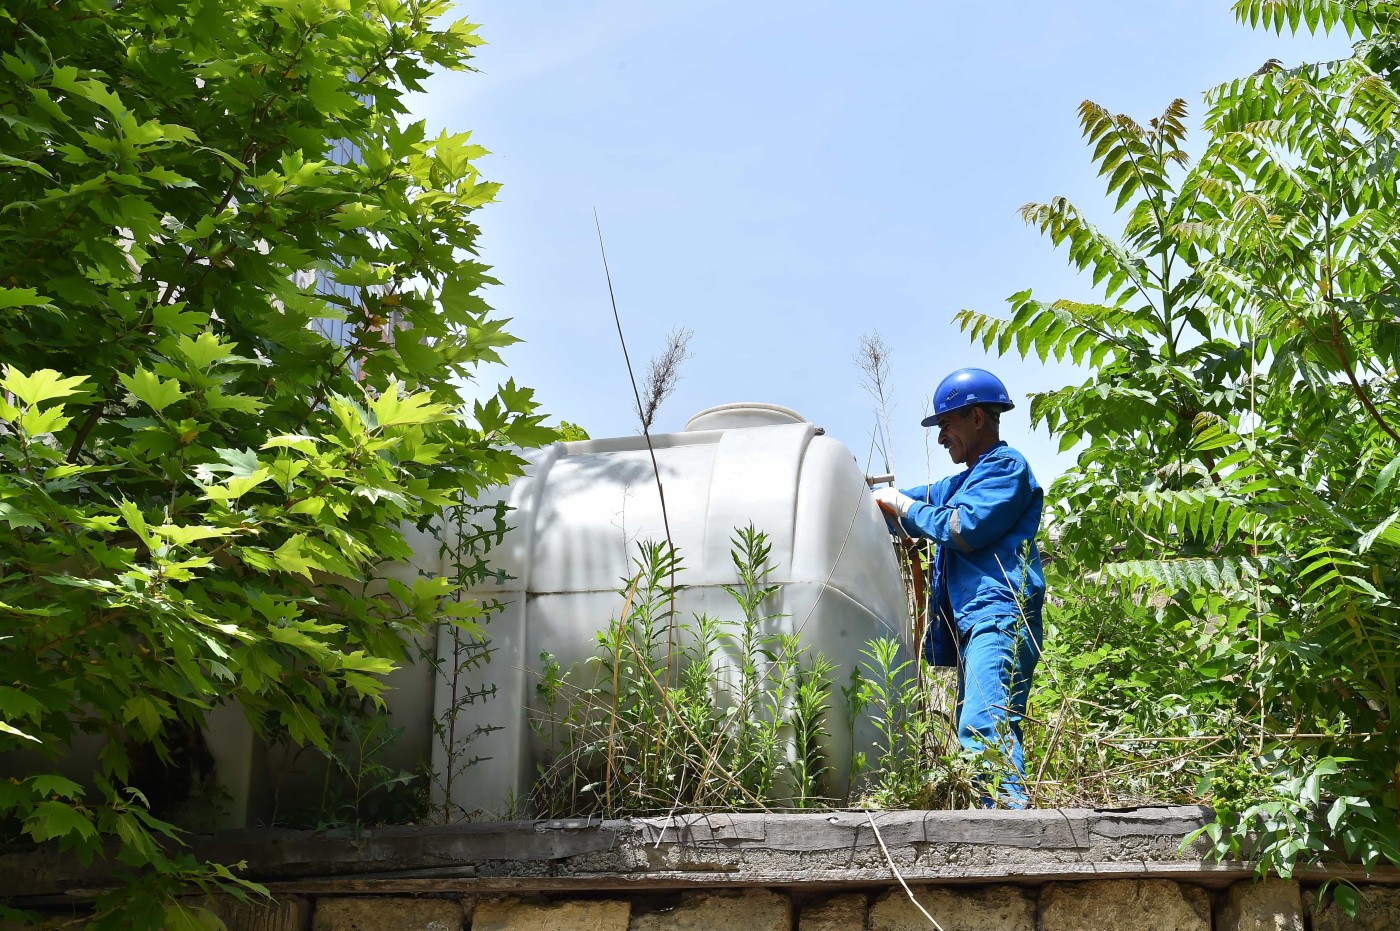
xmin=193 ymin=881 xmax=1399 ymax=931
xmin=6 ymin=810 xmax=1399 ymax=929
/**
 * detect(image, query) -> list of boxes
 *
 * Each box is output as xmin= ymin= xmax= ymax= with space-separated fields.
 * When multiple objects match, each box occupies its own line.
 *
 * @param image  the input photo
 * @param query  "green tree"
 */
xmin=959 ymin=0 xmax=1400 ymax=874
xmin=0 ymin=0 xmax=552 ymax=924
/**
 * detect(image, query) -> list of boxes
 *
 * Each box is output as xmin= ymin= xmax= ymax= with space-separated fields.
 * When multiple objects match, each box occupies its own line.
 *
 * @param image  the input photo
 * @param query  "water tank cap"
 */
xmin=684 ymin=402 xmax=808 ymax=432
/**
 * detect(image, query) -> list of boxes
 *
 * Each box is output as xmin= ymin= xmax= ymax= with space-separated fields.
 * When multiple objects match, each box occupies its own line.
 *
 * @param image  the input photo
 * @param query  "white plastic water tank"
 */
xmin=425 ymin=403 xmax=911 ymax=817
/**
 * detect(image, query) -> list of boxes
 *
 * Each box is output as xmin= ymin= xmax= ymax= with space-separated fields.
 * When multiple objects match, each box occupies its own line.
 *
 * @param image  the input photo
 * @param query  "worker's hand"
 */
xmin=872 ymin=487 xmax=915 ymax=520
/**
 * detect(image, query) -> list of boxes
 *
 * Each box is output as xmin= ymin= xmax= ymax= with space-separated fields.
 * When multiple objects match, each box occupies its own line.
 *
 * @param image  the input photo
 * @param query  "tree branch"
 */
xmin=1332 ymin=314 xmax=1400 ymax=445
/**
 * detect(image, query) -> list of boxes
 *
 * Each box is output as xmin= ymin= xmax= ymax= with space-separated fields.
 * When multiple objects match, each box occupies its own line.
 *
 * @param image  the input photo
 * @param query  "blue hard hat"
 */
xmin=921 ymin=368 xmax=1014 ymax=426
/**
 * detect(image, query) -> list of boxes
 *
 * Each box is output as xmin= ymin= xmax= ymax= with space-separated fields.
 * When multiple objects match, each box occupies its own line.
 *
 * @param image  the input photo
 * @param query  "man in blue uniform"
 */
xmin=873 ymin=368 xmax=1045 ymax=808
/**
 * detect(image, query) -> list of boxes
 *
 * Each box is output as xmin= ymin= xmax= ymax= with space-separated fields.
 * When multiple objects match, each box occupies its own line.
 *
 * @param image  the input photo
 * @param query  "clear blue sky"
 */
xmin=408 ymin=3 xmax=1349 ymax=488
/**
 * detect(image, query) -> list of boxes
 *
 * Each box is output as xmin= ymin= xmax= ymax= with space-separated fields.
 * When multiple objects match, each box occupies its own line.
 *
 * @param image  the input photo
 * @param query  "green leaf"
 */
xmin=261 ymin=434 xmax=319 ymax=454
xmin=0 ymin=288 xmax=53 ymax=311
xmin=121 ymin=695 xmax=168 ymax=738
xmin=162 ymin=902 xmax=223 ymax=931
xmin=117 ymin=499 xmax=153 ymax=547
xmin=29 ymin=774 xmax=83 ymax=799
xmin=288 ymin=497 xmax=325 ymax=517
xmin=205 ymin=469 xmax=272 ymax=500
xmin=333 ymin=202 xmax=391 ymax=229
xmin=2 ymin=368 xmax=86 ymax=406
xmin=118 ymin=368 xmax=188 ymax=413
xmin=0 ymin=686 xmax=46 ymax=720
xmin=24 ymin=800 xmax=97 ymax=844
xmin=0 ymin=153 xmax=53 ymax=179
xmin=281 ymin=701 xmax=328 ymax=749
xmin=143 ymin=166 xmax=197 ymax=188
xmin=0 ymin=721 xmax=40 ymax=743
xmin=1376 ymin=454 xmax=1400 ymax=498
xmin=152 ymin=304 xmax=210 ymax=335
xmin=150 ymin=524 xmax=233 ymax=546
xmin=369 ymin=383 xmax=452 ymax=428
xmin=439 ymin=268 xmax=486 ymax=316
xmin=1332 ymin=884 xmax=1359 ymax=917
xmin=18 ymin=405 xmax=71 ymax=436
xmin=1357 ymin=510 xmax=1400 ymax=553
xmin=214 ymin=447 xmax=261 ymax=477
xmin=272 ymin=535 xmax=319 ymax=579
xmin=171 ymin=332 xmax=238 ymax=370
xmin=0 ymin=503 xmax=44 ymax=530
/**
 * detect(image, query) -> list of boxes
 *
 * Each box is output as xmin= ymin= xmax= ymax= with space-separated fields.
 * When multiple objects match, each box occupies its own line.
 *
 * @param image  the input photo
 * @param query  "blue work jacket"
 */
xmin=896 ymin=442 xmax=1045 ymax=667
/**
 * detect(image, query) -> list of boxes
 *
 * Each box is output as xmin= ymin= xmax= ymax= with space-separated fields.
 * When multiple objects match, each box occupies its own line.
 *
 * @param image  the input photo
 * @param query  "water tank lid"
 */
xmin=684 ymin=402 xmax=809 ymax=432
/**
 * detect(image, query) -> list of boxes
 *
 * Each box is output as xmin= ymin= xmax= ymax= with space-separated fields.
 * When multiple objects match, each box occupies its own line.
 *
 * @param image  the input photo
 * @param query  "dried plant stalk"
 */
xmin=635 ymin=326 xmax=695 ymax=433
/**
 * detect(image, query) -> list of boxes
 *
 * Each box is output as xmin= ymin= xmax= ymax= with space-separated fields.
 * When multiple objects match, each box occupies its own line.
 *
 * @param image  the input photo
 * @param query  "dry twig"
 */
xmin=635 ymin=326 xmax=694 ymax=433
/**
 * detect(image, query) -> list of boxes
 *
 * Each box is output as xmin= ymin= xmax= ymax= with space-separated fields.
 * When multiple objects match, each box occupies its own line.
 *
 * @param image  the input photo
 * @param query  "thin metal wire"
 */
xmin=866 ymin=811 xmax=947 ymax=931
xmin=788 ymin=433 xmax=905 ymax=642
xmin=731 ymin=430 xmax=916 ymax=745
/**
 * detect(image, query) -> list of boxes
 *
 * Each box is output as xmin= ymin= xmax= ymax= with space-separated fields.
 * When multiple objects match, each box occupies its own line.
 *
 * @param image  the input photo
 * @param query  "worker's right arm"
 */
xmin=898 ymin=484 xmax=942 ymax=507
xmin=899 ymin=455 xmax=1035 ymax=553
xmin=891 ymin=482 xmax=949 ymax=540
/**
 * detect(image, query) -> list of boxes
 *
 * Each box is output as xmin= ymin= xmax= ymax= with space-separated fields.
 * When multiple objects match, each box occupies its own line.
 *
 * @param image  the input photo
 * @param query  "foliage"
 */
xmin=844 ymin=639 xmax=977 ymax=810
xmin=527 ymin=525 xmax=1022 ymax=817
xmin=422 ymin=494 xmax=509 ymax=823
xmin=1021 ymin=571 xmax=1239 ymax=807
xmin=556 ymin=420 xmax=591 ymax=442
xmin=531 ymin=526 xmax=842 ymax=815
xmin=957 ymin=0 xmax=1400 ymax=875
xmin=273 ymin=694 xmax=427 ymax=830
xmin=0 ymin=0 xmax=552 ymax=923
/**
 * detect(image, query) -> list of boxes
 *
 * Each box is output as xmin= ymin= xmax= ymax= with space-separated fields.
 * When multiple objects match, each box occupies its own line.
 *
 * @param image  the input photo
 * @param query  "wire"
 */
xmin=866 ymin=811 xmax=946 ymax=931
xmin=788 ymin=433 xmax=909 ymax=646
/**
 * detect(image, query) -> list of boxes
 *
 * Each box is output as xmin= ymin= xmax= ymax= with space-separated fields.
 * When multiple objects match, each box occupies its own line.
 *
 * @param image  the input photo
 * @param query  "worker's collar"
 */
xmin=965 ymin=439 xmax=1007 ymax=469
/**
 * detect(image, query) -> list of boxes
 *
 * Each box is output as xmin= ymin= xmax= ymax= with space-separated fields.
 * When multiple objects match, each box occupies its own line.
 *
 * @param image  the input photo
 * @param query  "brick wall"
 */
xmin=190 ymin=880 xmax=1398 ymax=931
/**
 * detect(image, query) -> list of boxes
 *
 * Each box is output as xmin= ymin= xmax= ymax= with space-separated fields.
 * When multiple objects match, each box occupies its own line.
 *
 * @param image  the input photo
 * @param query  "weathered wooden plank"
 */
xmin=4 ymin=806 xmax=1396 ymax=905
xmin=630 ymin=808 xmax=1209 ymax=852
xmin=0 ymin=821 xmax=627 ymax=898
xmin=202 ymin=818 xmax=625 ymax=873
xmin=1087 ymin=806 xmax=1216 ymax=838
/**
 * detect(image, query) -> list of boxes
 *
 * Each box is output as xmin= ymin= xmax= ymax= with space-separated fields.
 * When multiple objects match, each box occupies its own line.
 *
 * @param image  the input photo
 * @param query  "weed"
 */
xmin=845 ymin=637 xmax=982 ymax=809
xmin=526 ymin=522 xmax=1237 ymax=817
xmin=425 ymin=494 xmax=511 ymax=822
xmin=270 ymin=692 xmax=427 ymax=830
xmin=530 ymin=525 xmax=840 ymax=816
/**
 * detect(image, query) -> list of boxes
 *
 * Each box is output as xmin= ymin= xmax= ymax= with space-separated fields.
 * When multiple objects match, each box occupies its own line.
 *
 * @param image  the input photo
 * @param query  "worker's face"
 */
xmin=935 ymin=408 xmax=980 ymax=466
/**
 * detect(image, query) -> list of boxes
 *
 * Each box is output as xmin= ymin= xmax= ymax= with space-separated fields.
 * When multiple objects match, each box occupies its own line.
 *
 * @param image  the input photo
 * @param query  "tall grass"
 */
xmin=530 ymin=525 xmax=839 ymax=816
xmin=527 ymin=526 xmax=1220 ymax=817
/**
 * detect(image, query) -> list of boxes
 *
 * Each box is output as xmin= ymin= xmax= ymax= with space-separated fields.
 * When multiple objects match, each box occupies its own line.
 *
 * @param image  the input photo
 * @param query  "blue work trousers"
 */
xmin=954 ymin=613 xmax=1042 ymax=808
